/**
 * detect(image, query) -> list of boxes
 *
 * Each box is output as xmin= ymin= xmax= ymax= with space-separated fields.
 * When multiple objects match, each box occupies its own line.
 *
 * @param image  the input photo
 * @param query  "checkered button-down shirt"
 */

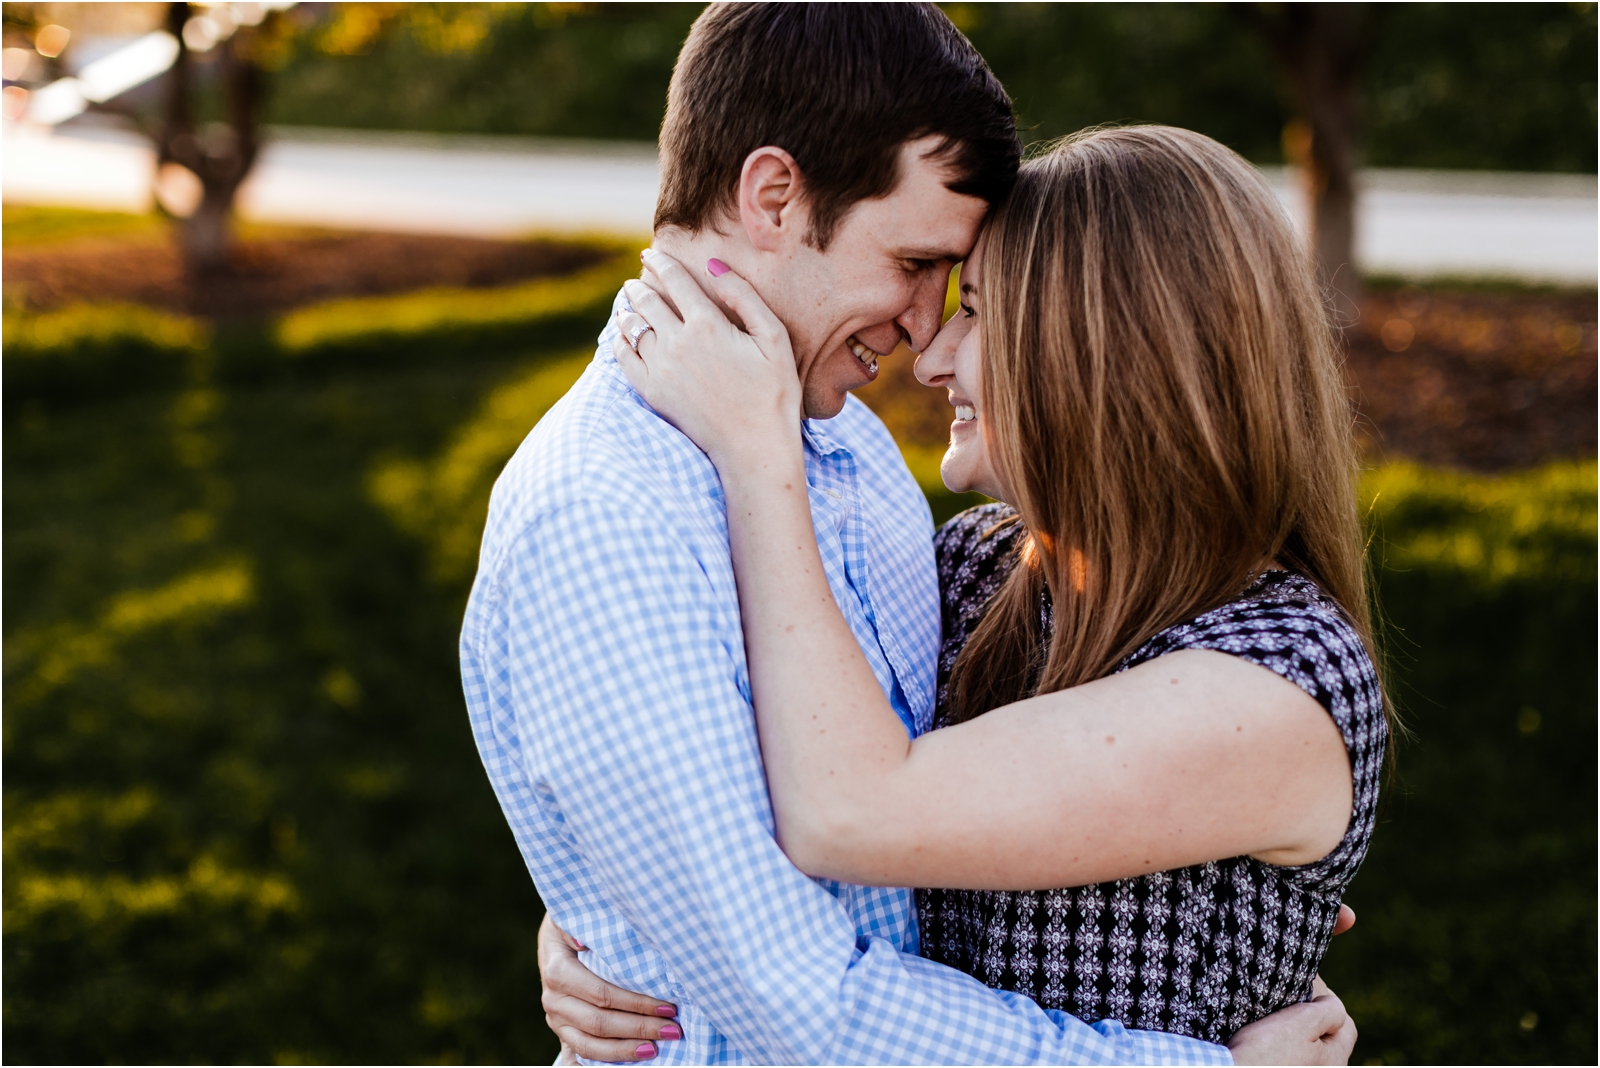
xmin=459 ymin=295 xmax=1233 ymax=1065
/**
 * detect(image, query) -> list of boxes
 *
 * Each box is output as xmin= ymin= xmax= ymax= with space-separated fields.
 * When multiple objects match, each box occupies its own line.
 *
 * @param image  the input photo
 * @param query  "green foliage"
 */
xmin=1316 ymin=461 xmax=1597 ymax=1064
xmin=261 ymin=2 xmax=1597 ymax=173
xmin=957 ymin=2 xmax=1598 ymax=171
xmin=1365 ymin=3 xmax=1599 ymax=173
xmin=946 ymin=2 xmax=1288 ymax=161
xmin=269 ymin=3 xmax=703 ymax=141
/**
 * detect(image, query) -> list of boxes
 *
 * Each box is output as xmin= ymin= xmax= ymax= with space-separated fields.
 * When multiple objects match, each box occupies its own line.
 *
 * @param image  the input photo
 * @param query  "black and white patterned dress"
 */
xmin=916 ymin=504 xmax=1386 ymax=1043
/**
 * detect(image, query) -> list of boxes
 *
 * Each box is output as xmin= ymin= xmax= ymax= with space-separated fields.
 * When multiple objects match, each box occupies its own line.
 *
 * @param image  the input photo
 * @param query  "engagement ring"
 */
xmin=627 ymin=322 xmax=653 ymax=349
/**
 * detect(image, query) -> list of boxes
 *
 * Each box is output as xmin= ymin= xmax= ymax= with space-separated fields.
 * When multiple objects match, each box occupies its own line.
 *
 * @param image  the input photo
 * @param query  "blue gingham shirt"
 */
xmin=459 ymin=295 xmax=1232 ymax=1065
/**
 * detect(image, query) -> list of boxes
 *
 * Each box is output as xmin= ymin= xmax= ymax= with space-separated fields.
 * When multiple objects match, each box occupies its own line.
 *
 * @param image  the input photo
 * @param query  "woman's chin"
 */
xmin=939 ymin=452 xmax=981 ymax=496
xmin=941 ymin=447 xmax=1005 ymax=503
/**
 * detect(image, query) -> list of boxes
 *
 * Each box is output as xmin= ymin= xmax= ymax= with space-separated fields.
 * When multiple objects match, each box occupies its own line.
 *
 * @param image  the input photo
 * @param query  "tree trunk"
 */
xmin=1240 ymin=3 xmax=1379 ymax=328
xmin=181 ymin=187 xmax=234 ymax=271
xmin=156 ymin=1 xmax=264 ymax=279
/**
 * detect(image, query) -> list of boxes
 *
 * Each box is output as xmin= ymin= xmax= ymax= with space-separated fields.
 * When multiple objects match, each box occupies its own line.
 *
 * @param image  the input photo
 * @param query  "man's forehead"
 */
xmin=873 ymin=189 xmax=986 ymax=259
xmin=879 ymin=142 xmax=989 ymax=254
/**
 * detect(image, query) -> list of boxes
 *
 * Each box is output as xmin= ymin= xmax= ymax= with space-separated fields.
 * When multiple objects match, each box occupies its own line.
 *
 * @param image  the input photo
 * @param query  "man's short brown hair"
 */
xmin=655 ymin=3 xmax=1021 ymax=249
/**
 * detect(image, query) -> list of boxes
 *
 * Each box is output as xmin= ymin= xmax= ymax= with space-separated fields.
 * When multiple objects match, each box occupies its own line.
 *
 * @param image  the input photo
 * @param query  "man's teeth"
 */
xmin=954 ymin=405 xmax=976 ymax=422
xmin=847 ymin=336 xmax=882 ymax=373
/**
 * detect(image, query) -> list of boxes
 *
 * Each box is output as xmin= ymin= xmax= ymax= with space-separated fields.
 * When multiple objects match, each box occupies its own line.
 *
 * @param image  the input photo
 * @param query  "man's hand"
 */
xmin=538 ymin=913 xmax=682 ymax=1062
xmin=1228 ymin=976 xmax=1356 ymax=1065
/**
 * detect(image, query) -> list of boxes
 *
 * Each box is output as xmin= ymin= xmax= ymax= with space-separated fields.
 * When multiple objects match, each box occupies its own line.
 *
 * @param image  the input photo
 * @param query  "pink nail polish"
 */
xmin=659 ymin=1023 xmax=683 ymax=1040
xmin=707 ymin=258 xmax=730 ymax=277
xmin=635 ymin=1043 xmax=657 ymax=1059
xmin=655 ymin=1005 xmax=677 ymax=1017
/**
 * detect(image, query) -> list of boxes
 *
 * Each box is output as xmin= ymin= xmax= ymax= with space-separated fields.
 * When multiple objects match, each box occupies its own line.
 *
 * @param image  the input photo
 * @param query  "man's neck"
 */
xmin=649 ymin=228 xmax=747 ymax=329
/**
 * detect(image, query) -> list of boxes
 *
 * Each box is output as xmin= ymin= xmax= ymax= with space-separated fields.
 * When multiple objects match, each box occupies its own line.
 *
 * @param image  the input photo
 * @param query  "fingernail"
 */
xmin=635 ymin=1043 xmax=657 ymax=1059
xmin=659 ymin=1023 xmax=683 ymax=1040
xmin=655 ymin=1005 xmax=677 ymax=1017
xmin=707 ymin=258 xmax=729 ymax=277
xmin=639 ymin=248 xmax=648 ymax=261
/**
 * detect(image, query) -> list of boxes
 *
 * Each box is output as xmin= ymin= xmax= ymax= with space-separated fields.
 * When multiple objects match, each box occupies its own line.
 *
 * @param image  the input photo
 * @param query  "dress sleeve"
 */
xmin=1128 ymin=592 xmax=1383 ymax=764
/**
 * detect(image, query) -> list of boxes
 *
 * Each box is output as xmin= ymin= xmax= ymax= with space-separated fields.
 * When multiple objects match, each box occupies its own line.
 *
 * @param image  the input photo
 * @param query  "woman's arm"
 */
xmin=619 ymin=251 xmax=1352 ymax=891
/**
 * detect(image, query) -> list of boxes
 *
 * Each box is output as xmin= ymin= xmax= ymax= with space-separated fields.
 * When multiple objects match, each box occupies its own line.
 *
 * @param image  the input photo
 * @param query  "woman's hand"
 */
xmin=613 ymin=250 xmax=803 ymax=472
xmin=538 ymin=913 xmax=681 ymax=1062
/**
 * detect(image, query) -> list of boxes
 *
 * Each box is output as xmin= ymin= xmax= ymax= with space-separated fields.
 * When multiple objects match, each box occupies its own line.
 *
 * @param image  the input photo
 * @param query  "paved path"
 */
xmin=4 ymin=120 xmax=1595 ymax=283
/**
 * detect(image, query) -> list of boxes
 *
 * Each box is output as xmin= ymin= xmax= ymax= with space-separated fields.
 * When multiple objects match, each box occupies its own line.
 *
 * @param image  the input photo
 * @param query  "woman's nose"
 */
xmin=914 ymin=318 xmax=962 ymax=385
xmin=913 ymin=343 xmax=952 ymax=386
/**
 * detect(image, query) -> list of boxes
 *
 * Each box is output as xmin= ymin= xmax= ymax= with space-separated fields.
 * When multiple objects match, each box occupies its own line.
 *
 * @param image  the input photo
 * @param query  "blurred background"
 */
xmin=2 ymin=3 xmax=1594 ymax=1064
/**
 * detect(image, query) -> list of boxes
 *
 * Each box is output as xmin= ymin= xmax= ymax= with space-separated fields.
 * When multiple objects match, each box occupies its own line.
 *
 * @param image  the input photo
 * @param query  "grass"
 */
xmin=0 ymin=205 xmax=335 ymax=251
xmin=1322 ymin=460 xmax=1596 ymax=1065
xmin=1 ymin=205 xmax=171 ymax=249
xmin=3 ymin=227 xmax=1594 ymax=1064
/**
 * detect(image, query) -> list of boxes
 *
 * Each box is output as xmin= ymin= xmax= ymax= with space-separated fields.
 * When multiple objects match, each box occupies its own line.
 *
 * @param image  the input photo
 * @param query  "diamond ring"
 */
xmin=627 ymin=321 xmax=654 ymax=349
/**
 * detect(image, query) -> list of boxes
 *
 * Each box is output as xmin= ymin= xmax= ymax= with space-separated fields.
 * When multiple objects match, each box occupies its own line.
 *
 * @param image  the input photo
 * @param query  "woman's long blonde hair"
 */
xmin=949 ymin=125 xmax=1388 ymax=737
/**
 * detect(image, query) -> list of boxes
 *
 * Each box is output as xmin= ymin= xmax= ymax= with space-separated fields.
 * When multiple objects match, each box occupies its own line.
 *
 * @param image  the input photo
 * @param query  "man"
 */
xmin=461 ymin=5 xmax=1354 ymax=1064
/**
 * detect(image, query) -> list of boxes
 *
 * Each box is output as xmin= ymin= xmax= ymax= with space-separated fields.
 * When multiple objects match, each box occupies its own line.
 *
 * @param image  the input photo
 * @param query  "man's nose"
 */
xmin=897 ymin=274 xmax=951 ymax=353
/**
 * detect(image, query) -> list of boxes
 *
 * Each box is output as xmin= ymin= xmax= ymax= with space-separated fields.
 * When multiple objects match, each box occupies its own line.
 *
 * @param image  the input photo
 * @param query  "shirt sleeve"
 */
xmin=475 ymin=497 xmax=1233 ymax=1066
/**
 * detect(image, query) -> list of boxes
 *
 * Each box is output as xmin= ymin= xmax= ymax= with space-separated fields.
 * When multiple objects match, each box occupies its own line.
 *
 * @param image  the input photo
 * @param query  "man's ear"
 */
xmin=737 ymin=147 xmax=807 ymax=254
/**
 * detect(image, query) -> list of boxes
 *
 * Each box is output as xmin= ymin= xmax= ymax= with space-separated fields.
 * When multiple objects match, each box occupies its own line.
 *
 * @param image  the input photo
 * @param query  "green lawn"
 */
xmin=4 ymin=266 xmax=1594 ymax=1063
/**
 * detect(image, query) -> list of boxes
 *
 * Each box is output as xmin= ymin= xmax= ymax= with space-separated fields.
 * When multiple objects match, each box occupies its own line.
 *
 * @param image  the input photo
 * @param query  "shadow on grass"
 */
xmin=4 ymin=326 xmax=576 ymax=1062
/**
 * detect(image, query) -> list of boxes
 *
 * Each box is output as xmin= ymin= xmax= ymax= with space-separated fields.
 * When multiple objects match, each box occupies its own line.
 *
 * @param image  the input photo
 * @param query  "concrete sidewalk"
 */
xmin=4 ymin=120 xmax=1595 ymax=284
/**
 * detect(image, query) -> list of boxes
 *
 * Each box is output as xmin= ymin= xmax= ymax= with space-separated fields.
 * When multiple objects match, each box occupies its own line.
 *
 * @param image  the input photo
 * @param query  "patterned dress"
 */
xmin=916 ymin=504 xmax=1387 ymax=1044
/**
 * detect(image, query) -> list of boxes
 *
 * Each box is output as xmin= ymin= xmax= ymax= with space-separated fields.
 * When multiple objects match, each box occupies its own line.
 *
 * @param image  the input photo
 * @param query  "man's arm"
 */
xmin=477 ymin=498 xmax=1232 ymax=1065
xmin=538 ymin=917 xmax=1358 ymax=1065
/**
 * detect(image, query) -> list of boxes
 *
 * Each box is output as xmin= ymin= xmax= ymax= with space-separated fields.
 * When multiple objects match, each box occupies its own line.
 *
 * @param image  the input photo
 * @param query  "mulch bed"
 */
xmin=1346 ymin=285 xmax=1595 ymax=471
xmin=2 ymin=230 xmax=607 ymax=319
xmin=4 ymin=228 xmax=1594 ymax=472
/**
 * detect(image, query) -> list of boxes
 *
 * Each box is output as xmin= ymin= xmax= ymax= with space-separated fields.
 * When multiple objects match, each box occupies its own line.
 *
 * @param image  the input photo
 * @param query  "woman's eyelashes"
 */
xmin=959 ymin=302 xmax=976 ymax=318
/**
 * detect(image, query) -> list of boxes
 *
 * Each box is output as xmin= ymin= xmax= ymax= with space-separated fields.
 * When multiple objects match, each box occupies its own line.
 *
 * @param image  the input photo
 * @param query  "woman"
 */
xmin=547 ymin=126 xmax=1388 ymax=1057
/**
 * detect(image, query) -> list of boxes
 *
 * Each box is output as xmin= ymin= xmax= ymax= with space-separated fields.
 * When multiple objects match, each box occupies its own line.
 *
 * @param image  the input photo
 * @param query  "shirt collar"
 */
xmin=802 ymin=415 xmax=852 ymax=459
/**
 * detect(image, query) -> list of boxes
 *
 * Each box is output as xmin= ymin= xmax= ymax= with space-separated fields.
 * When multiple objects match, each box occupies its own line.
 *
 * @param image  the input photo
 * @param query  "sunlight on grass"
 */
xmin=7 ymin=857 xmax=299 ymax=926
xmin=13 ymin=561 xmax=254 ymax=701
xmin=1 ymin=205 xmax=169 ymax=249
xmin=1363 ymin=460 xmax=1596 ymax=584
xmin=369 ymin=351 xmax=593 ymax=581
xmin=3 ymin=302 xmax=209 ymax=355
xmin=276 ymin=250 xmax=637 ymax=354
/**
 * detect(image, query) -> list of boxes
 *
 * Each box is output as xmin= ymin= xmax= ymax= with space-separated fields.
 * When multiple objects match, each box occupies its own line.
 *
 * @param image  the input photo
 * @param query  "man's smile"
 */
xmin=847 ymin=334 xmax=888 ymax=375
